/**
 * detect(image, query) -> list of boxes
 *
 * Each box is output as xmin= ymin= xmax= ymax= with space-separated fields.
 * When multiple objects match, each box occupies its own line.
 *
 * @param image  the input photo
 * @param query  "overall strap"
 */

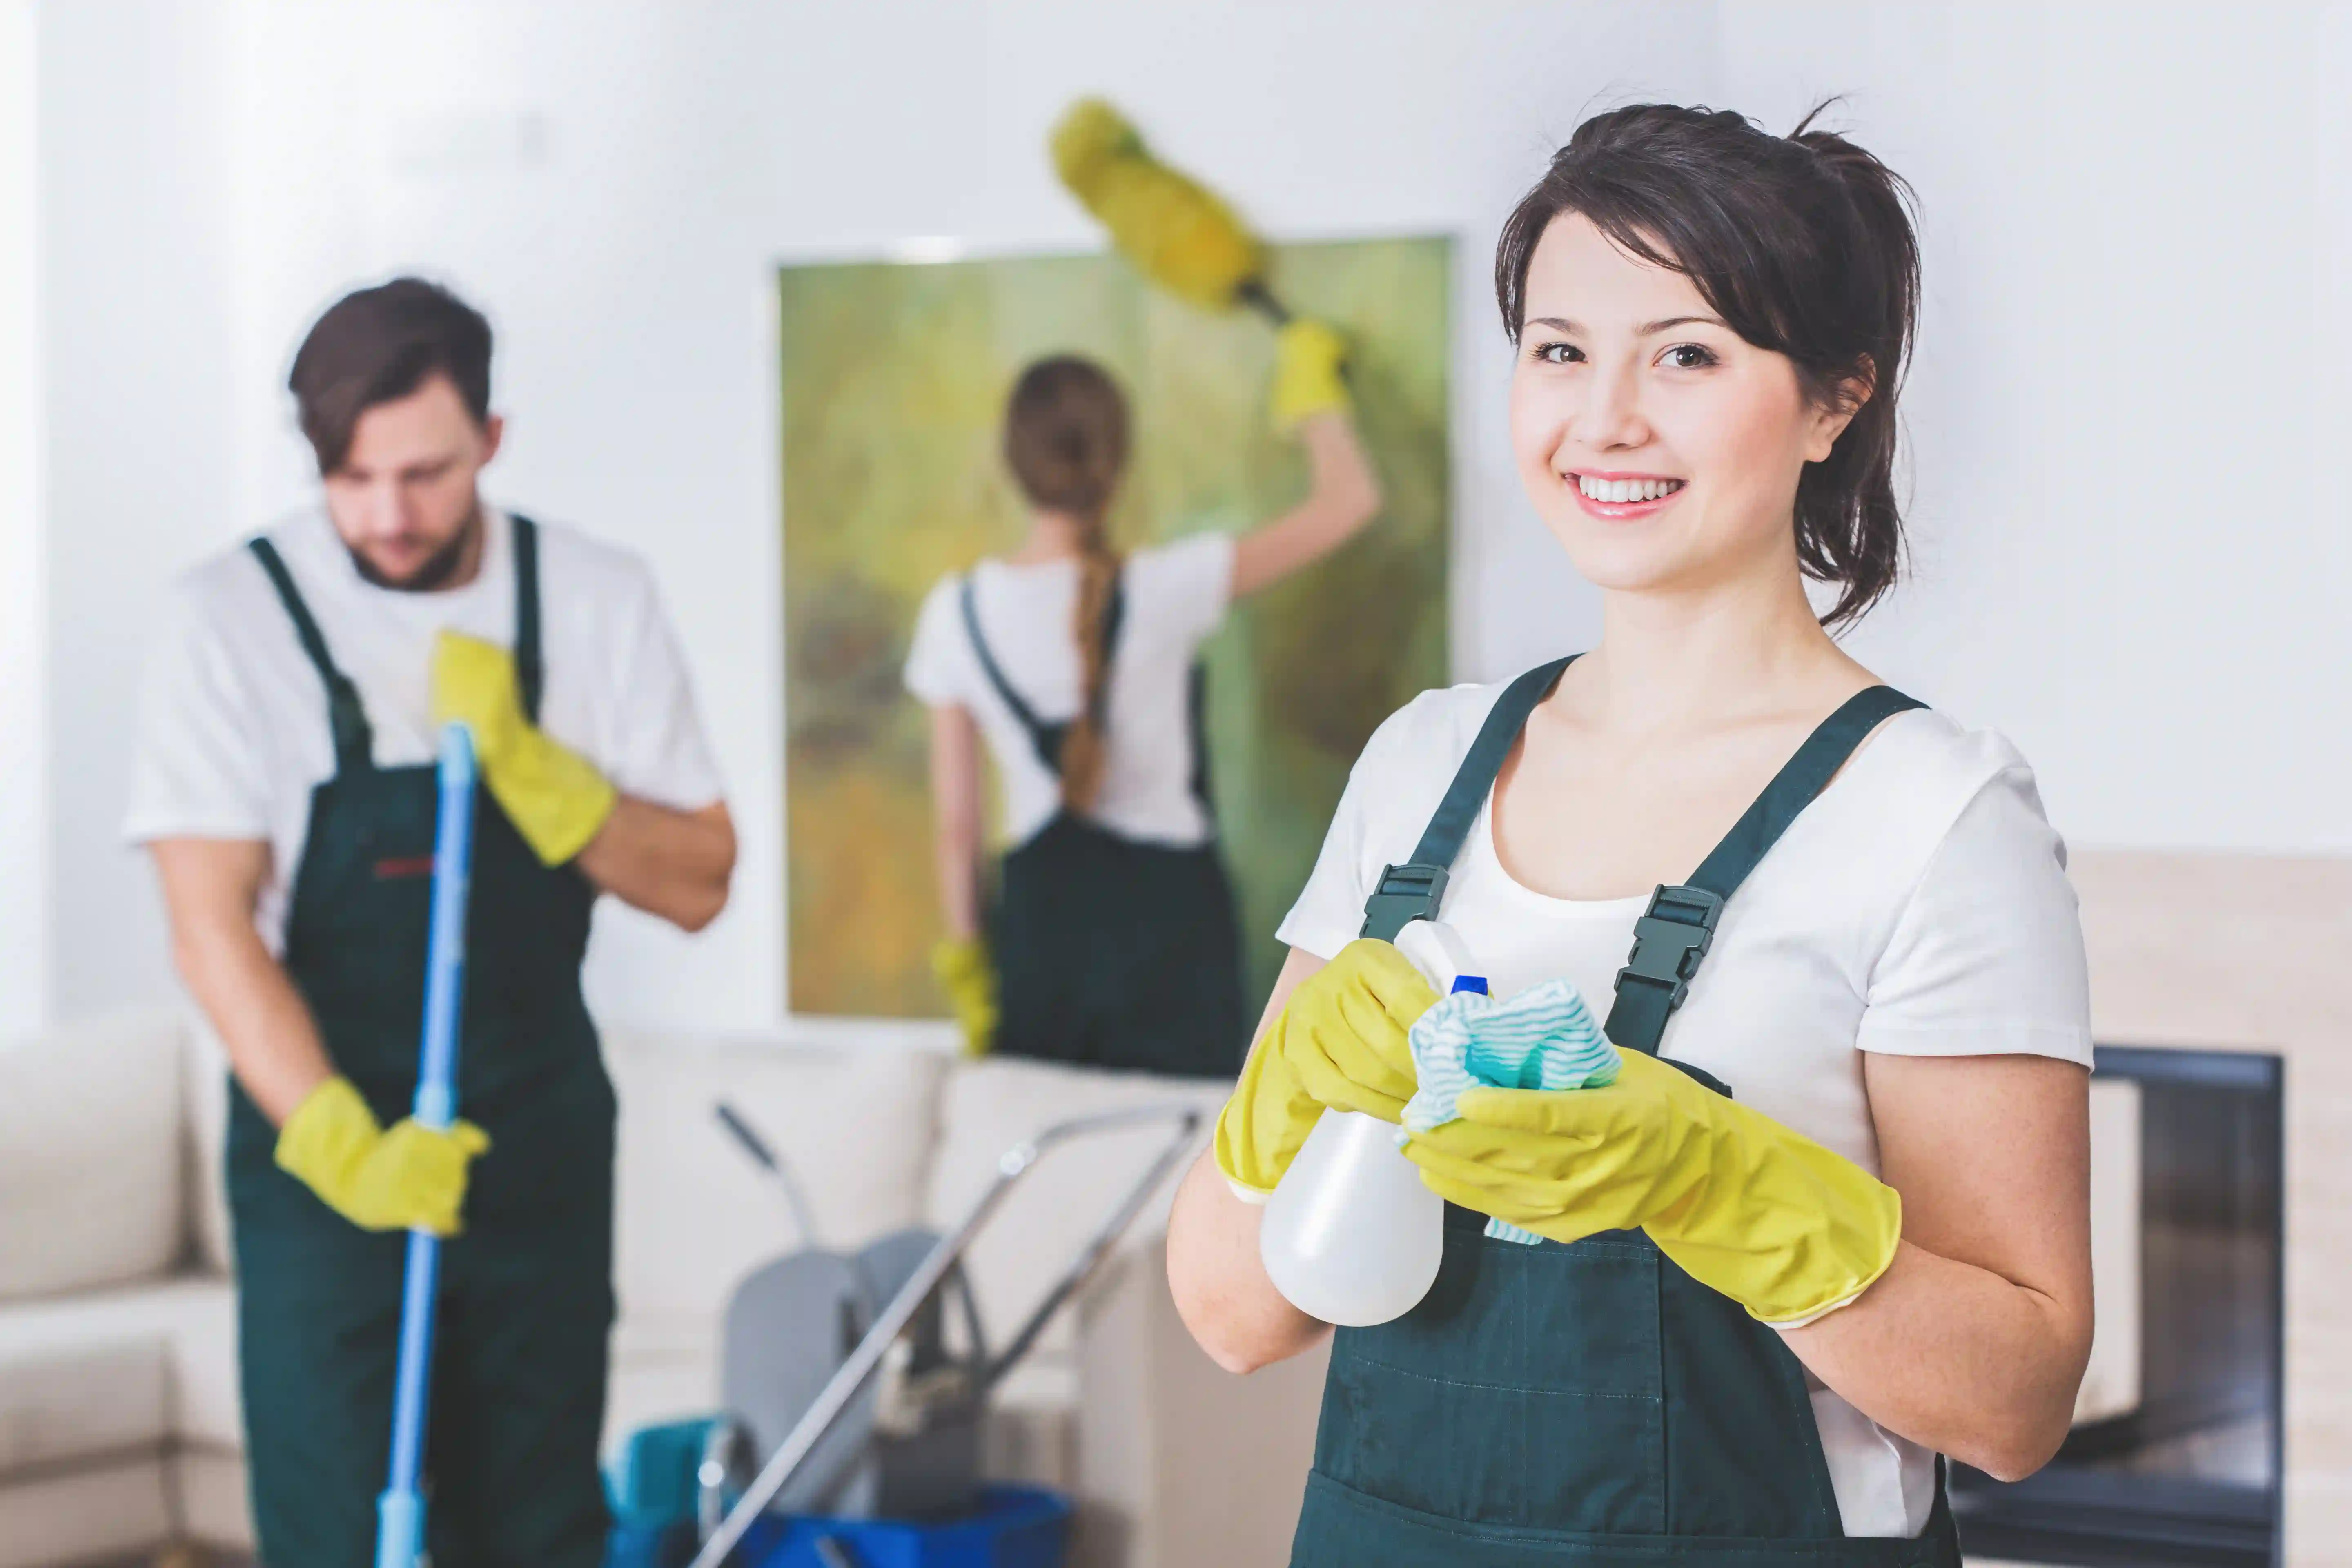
xmin=1602 ymin=684 xmax=1926 ymax=1054
xmin=1186 ymin=662 xmax=1215 ymax=817
xmin=510 ymin=513 xmax=546 ymax=723
xmin=1358 ymin=655 xmax=1576 ymax=941
xmin=248 ymin=538 xmax=373 ymax=774
xmin=958 ymin=569 xmax=1127 ymax=776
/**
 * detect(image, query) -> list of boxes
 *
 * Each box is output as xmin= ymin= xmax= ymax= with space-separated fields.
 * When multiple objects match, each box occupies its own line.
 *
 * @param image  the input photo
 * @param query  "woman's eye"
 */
xmin=1534 ymin=341 xmax=1584 ymax=365
xmin=1659 ymin=343 xmax=1718 ymax=370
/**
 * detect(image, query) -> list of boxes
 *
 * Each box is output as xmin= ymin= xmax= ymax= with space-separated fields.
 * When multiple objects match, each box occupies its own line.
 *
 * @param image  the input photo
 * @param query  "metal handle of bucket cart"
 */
xmin=688 ymin=1102 xmax=1205 ymax=1568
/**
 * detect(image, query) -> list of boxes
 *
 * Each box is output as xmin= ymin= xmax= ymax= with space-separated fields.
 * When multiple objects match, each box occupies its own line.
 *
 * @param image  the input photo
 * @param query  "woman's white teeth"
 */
xmin=1576 ymin=475 xmax=1684 ymax=503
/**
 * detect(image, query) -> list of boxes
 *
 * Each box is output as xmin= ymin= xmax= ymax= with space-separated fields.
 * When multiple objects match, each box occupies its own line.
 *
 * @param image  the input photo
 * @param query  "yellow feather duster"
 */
xmin=1050 ymin=98 xmax=1267 ymax=313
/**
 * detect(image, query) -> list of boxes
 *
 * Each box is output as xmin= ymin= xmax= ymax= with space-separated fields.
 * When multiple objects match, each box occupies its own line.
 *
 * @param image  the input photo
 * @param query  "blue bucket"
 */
xmin=733 ymin=1485 xmax=1072 ymax=1568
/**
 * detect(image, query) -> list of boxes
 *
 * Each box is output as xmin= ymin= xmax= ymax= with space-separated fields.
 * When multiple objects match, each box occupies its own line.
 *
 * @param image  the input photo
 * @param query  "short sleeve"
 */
xmin=122 ymin=582 xmax=273 ymax=844
xmin=1140 ymin=532 xmax=1235 ymax=646
xmin=1274 ymin=698 xmax=1428 ymax=960
xmin=904 ymin=577 xmax=968 ymax=706
xmin=1856 ymin=768 xmax=2094 ymax=1065
xmin=602 ymin=569 xmax=726 ymax=811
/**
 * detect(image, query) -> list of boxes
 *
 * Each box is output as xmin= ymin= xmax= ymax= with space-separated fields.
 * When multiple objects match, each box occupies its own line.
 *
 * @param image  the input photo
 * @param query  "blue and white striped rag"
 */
xmin=1401 ymin=979 xmax=1620 ymax=1245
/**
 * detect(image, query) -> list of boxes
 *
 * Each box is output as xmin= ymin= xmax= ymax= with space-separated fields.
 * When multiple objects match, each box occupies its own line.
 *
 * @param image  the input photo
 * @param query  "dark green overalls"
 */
xmin=228 ymin=517 xmax=614 ymax=1567
xmin=1297 ymin=657 xmax=1964 ymax=1567
xmin=959 ymin=572 xmax=1246 ymax=1078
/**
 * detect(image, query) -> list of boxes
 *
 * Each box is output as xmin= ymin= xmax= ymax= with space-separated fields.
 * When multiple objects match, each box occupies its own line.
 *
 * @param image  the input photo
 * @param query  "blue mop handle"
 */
xmin=376 ymin=724 xmax=479 ymax=1568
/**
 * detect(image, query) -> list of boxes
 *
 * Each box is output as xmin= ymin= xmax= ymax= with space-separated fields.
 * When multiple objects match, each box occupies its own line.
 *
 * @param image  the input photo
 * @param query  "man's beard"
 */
xmin=350 ymin=506 xmax=482 ymax=592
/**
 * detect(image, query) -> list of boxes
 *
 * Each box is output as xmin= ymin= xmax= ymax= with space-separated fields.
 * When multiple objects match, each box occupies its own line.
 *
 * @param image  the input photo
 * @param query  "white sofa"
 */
xmin=0 ymin=1011 xmax=1330 ymax=1568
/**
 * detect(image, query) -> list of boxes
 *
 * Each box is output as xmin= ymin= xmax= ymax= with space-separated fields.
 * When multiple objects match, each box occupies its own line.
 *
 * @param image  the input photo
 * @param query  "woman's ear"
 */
xmin=1805 ymin=358 xmax=1874 ymax=462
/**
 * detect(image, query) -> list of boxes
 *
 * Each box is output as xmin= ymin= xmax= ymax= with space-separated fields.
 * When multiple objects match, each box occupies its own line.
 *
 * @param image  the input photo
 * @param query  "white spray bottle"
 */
xmin=1258 ymin=920 xmax=1486 ymax=1327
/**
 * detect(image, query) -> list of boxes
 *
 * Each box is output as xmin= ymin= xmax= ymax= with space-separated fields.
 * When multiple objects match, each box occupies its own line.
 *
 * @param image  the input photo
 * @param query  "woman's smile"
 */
xmin=1566 ymin=468 xmax=1688 ymax=520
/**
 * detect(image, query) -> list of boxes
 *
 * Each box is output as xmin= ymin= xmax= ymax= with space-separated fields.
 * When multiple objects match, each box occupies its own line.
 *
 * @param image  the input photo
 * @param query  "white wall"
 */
xmin=1 ymin=0 xmax=45 ymax=1036
xmin=36 ymin=1 xmax=242 ymax=1021
xmin=1714 ymin=2 xmax=2352 ymax=854
xmin=27 ymin=0 xmax=2352 ymax=1031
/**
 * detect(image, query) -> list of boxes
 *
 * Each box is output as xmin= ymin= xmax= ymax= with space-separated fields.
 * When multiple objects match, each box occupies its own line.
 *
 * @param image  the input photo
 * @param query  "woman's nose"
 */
xmin=1575 ymin=361 xmax=1648 ymax=450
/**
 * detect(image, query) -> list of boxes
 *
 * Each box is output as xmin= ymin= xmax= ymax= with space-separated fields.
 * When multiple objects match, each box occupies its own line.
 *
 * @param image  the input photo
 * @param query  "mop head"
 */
xmin=1050 ymin=98 xmax=1266 ymax=312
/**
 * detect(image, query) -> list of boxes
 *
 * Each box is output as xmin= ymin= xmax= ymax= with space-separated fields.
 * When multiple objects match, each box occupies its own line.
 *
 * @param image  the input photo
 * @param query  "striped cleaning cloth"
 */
xmin=1401 ymin=979 xmax=1620 ymax=1244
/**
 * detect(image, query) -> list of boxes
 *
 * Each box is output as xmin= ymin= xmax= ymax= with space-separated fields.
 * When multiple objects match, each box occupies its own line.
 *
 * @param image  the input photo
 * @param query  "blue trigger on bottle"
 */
xmin=1452 ymin=976 xmax=1489 ymax=996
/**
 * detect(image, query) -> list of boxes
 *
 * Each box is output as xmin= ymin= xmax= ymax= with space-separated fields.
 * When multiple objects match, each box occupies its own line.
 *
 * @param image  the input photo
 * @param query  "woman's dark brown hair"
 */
xmin=1495 ymin=102 xmax=1920 ymax=627
xmin=1002 ymin=356 xmax=1129 ymax=813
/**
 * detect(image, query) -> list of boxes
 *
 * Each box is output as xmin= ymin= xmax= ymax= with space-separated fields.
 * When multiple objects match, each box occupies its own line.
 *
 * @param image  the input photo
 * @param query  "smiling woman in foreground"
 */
xmin=1165 ymin=103 xmax=2094 ymax=1565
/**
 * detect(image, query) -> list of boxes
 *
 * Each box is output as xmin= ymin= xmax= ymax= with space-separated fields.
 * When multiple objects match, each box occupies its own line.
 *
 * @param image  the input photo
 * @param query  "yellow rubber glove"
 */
xmin=1401 ymin=1049 xmax=1902 ymax=1325
xmin=431 ymin=631 xmax=618 ymax=866
xmin=931 ymin=935 xmax=998 ymax=1058
xmin=274 ymin=1076 xmax=492 ymax=1236
xmin=1270 ymin=318 xmax=1352 ymax=434
xmin=1213 ymin=938 xmax=1437 ymax=1201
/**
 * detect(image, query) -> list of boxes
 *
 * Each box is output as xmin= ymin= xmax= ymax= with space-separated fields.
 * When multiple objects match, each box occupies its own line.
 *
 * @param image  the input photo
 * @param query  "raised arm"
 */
xmin=1228 ymin=318 xmax=1385 ymax=599
xmin=1229 ymin=412 xmax=1385 ymax=599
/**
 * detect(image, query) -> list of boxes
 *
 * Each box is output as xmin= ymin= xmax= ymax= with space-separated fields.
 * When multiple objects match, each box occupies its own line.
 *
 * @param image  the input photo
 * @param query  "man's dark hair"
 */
xmin=287 ymin=278 xmax=493 ymax=474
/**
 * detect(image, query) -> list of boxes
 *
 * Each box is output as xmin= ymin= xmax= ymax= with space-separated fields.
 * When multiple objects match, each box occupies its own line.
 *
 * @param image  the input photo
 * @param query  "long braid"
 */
xmin=1060 ymin=514 xmax=1120 ymax=813
xmin=1002 ymin=356 xmax=1131 ymax=817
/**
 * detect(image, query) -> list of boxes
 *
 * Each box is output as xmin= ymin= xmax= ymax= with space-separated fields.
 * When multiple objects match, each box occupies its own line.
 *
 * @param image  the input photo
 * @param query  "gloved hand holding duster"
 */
xmin=1402 ymin=1046 xmax=1904 ymax=1325
xmin=1269 ymin=319 xmax=1352 ymax=434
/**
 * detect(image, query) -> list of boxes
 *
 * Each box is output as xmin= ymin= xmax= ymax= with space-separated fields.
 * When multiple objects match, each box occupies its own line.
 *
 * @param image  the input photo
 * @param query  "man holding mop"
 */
xmin=128 ymin=277 xmax=735 ymax=1566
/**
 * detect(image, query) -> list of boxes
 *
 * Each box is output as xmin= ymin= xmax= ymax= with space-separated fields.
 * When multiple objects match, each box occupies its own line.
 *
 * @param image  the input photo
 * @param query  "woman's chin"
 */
xmin=1542 ymin=523 xmax=1704 ymax=597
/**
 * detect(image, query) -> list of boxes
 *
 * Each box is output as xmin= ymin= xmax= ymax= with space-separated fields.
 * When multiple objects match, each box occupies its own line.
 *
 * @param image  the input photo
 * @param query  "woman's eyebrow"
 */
xmin=1524 ymin=314 xmax=1731 ymax=335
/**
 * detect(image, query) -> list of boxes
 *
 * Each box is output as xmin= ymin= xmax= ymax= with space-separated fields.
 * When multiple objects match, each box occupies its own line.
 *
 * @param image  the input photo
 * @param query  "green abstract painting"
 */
xmin=782 ymin=236 xmax=1450 ymax=1019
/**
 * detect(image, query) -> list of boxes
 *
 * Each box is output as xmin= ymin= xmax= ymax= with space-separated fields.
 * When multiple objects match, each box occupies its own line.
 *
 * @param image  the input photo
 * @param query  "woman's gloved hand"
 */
xmin=1402 ymin=1048 xmax=1902 ymax=1324
xmin=931 ymin=935 xmax=999 ymax=1058
xmin=432 ymin=631 xmax=618 ymax=866
xmin=1213 ymin=938 xmax=1437 ymax=1202
xmin=1270 ymin=318 xmax=1352 ymax=434
xmin=274 ymin=1076 xmax=492 ymax=1236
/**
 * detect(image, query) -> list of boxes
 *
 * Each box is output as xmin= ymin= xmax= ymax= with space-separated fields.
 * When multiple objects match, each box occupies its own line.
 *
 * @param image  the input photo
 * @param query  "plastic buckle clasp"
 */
xmin=1615 ymin=883 xmax=1725 ymax=1012
xmin=1360 ymin=862 xmax=1450 ymax=942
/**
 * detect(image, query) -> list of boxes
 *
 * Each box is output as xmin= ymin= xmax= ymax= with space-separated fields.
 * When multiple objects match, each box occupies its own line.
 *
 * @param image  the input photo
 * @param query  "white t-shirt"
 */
xmin=904 ymin=532 xmax=1236 ymax=848
xmin=124 ymin=507 xmax=725 ymax=952
xmin=1278 ymin=679 xmax=2094 ymax=1540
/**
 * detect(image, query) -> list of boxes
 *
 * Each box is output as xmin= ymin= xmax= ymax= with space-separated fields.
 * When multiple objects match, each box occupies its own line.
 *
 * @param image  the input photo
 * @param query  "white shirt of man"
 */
xmin=125 ymin=507 xmax=724 ymax=951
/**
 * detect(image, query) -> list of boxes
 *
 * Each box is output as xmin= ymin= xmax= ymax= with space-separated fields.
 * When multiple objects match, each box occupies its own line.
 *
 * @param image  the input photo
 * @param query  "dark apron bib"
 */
xmin=1295 ymin=657 xmax=1960 ymax=1568
xmin=225 ymin=517 xmax=613 ymax=1568
xmin=960 ymin=572 xmax=1245 ymax=1077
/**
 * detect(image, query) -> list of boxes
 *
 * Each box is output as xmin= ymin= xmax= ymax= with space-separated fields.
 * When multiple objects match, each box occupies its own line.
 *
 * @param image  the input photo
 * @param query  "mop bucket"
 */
xmin=729 ymin=1484 xmax=1071 ymax=1568
xmin=666 ymin=1103 xmax=1204 ymax=1568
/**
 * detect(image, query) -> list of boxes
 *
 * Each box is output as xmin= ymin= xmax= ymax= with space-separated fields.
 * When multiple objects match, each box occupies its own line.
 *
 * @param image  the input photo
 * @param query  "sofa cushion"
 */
xmin=0 ymin=1333 xmax=165 ymax=1476
xmin=0 ymin=1010 xmax=187 ymax=1301
xmin=173 ymin=1445 xmax=254 ymax=1551
xmin=0 ymin=1455 xmax=173 ymax=1568
xmin=0 ymin=1276 xmax=242 ymax=1470
xmin=606 ymin=1029 xmax=947 ymax=1334
xmin=921 ymin=1059 xmax=1224 ymax=1362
